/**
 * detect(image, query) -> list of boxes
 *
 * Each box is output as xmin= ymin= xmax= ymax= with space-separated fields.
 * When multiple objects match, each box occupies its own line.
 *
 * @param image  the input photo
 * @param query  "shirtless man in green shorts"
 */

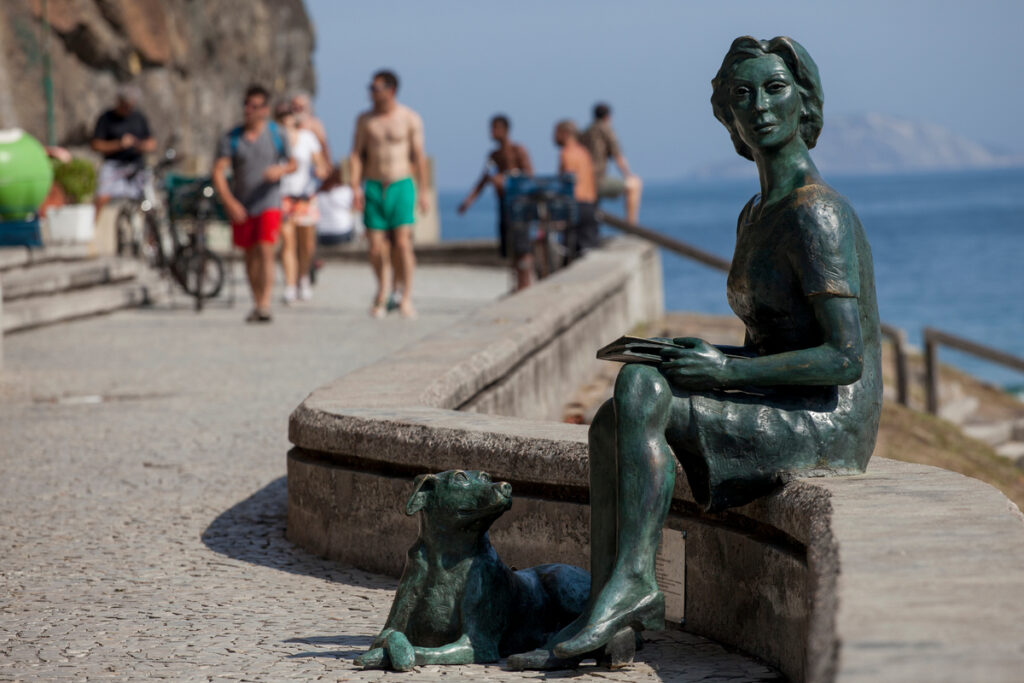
xmin=350 ymin=69 xmax=429 ymax=318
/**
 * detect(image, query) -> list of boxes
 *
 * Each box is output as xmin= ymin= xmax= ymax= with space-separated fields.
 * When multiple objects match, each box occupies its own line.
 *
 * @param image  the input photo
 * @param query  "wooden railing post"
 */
xmin=881 ymin=323 xmax=910 ymax=407
xmin=924 ymin=331 xmax=940 ymax=415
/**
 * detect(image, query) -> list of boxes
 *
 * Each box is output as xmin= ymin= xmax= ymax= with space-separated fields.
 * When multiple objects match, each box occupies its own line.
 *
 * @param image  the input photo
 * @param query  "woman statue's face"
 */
xmin=728 ymin=54 xmax=802 ymax=154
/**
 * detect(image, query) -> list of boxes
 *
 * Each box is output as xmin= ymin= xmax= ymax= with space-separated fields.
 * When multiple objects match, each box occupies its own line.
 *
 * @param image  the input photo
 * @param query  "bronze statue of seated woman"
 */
xmin=510 ymin=35 xmax=882 ymax=668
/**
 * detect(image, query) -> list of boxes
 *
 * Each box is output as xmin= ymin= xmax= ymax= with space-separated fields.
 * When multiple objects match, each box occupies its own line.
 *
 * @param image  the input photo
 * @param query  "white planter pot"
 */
xmin=46 ymin=204 xmax=96 ymax=243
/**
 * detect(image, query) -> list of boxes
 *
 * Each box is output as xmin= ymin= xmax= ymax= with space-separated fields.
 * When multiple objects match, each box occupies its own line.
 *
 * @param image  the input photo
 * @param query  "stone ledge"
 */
xmin=285 ymin=236 xmax=1024 ymax=682
xmin=288 ymin=403 xmax=1024 ymax=683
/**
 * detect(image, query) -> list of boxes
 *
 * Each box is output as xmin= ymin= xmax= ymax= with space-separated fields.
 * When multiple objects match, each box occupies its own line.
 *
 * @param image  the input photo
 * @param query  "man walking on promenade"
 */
xmin=581 ymin=102 xmax=642 ymax=224
xmin=90 ymin=86 xmax=156 ymax=218
xmin=212 ymin=84 xmax=295 ymax=323
xmin=458 ymin=114 xmax=535 ymax=290
xmin=555 ymin=120 xmax=599 ymax=257
xmin=350 ymin=69 xmax=429 ymax=319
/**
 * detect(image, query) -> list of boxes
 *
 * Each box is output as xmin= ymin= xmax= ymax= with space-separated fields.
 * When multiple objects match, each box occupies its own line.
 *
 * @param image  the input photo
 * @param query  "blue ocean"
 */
xmin=438 ymin=168 xmax=1024 ymax=389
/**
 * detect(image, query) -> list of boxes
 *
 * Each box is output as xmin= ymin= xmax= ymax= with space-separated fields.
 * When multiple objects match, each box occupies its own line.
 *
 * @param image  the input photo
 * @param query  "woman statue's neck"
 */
xmin=753 ymin=138 xmax=823 ymax=213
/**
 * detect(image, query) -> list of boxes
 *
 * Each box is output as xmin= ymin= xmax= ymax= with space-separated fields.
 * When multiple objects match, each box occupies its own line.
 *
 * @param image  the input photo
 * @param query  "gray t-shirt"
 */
xmin=216 ymin=124 xmax=291 ymax=214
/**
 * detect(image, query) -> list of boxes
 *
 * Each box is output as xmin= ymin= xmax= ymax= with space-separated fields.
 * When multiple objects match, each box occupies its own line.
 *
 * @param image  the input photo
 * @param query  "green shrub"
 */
xmin=53 ymin=158 xmax=97 ymax=204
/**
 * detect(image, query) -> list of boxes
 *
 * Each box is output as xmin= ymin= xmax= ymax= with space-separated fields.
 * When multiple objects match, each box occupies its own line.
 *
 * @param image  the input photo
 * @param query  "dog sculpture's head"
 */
xmin=405 ymin=470 xmax=512 ymax=531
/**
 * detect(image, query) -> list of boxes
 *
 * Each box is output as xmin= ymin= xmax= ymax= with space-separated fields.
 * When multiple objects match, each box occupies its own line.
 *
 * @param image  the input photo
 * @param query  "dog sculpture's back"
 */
xmin=355 ymin=470 xmax=590 ymax=671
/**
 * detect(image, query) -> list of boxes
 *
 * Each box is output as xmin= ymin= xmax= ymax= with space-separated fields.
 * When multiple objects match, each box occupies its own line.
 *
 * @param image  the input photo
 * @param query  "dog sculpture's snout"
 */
xmin=496 ymin=481 xmax=512 ymax=497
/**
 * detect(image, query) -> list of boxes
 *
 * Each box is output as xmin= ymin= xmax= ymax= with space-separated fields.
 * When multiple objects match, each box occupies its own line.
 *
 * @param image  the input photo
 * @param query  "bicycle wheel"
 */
xmin=174 ymin=245 xmax=224 ymax=301
xmin=115 ymin=207 xmax=137 ymax=257
xmin=142 ymin=212 xmax=164 ymax=268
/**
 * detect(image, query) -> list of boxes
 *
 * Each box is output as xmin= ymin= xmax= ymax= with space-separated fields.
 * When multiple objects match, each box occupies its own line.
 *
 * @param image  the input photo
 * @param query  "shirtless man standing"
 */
xmin=554 ymin=120 xmax=599 ymax=257
xmin=458 ymin=114 xmax=535 ymax=290
xmin=350 ymin=70 xmax=429 ymax=318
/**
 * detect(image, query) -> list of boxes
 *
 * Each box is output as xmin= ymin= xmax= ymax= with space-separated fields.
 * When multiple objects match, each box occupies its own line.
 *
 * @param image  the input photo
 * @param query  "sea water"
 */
xmin=439 ymin=168 xmax=1024 ymax=389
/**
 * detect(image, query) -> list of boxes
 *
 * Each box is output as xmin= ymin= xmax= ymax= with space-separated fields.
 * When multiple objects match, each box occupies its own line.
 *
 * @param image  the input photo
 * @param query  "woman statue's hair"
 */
xmin=711 ymin=36 xmax=824 ymax=161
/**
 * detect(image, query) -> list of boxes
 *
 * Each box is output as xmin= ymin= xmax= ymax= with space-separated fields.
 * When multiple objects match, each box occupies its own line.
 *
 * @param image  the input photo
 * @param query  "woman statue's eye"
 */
xmin=733 ymin=85 xmax=750 ymax=97
xmin=767 ymin=81 xmax=787 ymax=93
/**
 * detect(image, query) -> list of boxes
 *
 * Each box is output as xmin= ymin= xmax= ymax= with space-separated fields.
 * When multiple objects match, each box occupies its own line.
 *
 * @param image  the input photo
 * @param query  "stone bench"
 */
xmin=286 ymin=237 xmax=1024 ymax=682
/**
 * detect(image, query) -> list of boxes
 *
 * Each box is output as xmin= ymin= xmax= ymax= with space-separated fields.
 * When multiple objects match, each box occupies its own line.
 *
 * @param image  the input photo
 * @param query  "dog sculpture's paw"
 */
xmin=384 ymin=631 xmax=417 ymax=672
xmin=370 ymin=628 xmax=394 ymax=650
xmin=355 ymin=647 xmax=387 ymax=669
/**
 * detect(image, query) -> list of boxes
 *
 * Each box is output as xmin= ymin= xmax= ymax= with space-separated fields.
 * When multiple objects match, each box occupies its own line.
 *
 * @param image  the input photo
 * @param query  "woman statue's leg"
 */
xmin=553 ymin=364 xmax=679 ymax=658
xmin=587 ymin=397 xmax=619 ymax=595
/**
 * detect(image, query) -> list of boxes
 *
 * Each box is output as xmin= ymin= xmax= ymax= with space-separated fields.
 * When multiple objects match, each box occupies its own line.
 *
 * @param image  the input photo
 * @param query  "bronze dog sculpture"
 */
xmin=355 ymin=470 xmax=591 ymax=671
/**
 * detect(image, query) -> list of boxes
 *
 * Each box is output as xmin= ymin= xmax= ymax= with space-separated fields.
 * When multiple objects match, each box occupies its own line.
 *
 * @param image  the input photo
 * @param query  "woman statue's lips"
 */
xmin=754 ymin=121 xmax=777 ymax=131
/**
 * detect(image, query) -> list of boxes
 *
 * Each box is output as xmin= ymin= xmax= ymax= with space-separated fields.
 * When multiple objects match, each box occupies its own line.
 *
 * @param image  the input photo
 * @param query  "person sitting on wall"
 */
xmin=90 ymin=86 xmax=156 ymax=217
xmin=581 ymin=102 xmax=643 ymax=224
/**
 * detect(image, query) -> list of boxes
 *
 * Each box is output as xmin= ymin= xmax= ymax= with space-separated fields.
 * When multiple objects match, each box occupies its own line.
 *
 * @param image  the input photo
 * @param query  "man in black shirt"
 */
xmin=90 ymin=86 xmax=156 ymax=215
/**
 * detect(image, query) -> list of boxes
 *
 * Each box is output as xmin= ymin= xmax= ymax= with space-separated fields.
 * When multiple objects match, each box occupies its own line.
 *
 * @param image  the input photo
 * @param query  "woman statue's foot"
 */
xmin=552 ymin=588 xmax=664 ymax=659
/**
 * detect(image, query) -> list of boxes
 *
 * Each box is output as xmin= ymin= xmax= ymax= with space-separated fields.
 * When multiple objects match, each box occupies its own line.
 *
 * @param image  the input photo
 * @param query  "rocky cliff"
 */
xmin=0 ymin=0 xmax=315 ymax=171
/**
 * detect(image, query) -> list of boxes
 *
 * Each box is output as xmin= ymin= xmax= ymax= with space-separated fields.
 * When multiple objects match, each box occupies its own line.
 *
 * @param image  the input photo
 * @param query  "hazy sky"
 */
xmin=305 ymin=0 xmax=1022 ymax=190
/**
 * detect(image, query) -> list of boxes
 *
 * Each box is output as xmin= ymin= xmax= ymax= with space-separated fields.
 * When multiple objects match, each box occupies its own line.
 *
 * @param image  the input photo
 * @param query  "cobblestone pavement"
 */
xmin=0 ymin=264 xmax=780 ymax=682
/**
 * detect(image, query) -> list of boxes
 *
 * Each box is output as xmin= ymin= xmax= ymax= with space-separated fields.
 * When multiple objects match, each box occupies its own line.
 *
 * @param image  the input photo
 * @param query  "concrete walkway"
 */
xmin=0 ymin=263 xmax=778 ymax=682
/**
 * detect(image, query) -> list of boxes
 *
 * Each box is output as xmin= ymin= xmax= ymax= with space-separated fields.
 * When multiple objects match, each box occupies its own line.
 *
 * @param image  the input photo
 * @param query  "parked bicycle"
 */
xmin=162 ymin=173 xmax=225 ymax=311
xmin=113 ymin=149 xmax=224 ymax=311
xmin=113 ymin=149 xmax=173 ymax=259
xmin=504 ymin=174 xmax=578 ymax=279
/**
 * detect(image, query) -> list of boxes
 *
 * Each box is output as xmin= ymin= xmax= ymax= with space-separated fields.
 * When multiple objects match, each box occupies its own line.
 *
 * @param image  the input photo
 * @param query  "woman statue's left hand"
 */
xmin=659 ymin=338 xmax=730 ymax=390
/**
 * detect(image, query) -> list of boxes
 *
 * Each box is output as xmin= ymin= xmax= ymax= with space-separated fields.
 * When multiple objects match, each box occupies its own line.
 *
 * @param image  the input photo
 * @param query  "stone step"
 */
xmin=962 ymin=420 xmax=1015 ymax=447
xmin=1 ymin=257 xmax=144 ymax=301
xmin=938 ymin=395 xmax=979 ymax=425
xmin=0 ymin=244 xmax=94 ymax=273
xmin=1 ymin=268 xmax=165 ymax=333
xmin=995 ymin=441 xmax=1024 ymax=462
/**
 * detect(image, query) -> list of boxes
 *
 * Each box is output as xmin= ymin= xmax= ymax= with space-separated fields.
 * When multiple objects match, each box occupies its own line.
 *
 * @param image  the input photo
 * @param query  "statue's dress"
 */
xmin=671 ymin=184 xmax=882 ymax=511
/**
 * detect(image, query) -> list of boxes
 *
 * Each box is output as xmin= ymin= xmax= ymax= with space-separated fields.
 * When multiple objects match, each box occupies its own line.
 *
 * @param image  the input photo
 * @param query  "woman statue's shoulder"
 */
xmin=791 ymin=184 xmax=859 ymax=237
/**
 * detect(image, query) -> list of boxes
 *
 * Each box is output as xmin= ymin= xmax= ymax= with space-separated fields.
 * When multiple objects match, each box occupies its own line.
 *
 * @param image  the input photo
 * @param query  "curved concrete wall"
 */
xmin=286 ymin=237 xmax=1024 ymax=683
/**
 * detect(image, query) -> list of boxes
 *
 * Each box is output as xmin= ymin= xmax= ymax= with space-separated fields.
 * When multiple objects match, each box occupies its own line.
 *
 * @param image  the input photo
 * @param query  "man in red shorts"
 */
xmin=212 ymin=84 xmax=296 ymax=322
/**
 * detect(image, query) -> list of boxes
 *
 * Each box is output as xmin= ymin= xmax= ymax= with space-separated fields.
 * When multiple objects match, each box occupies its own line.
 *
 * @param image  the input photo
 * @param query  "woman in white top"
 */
xmin=316 ymin=165 xmax=357 ymax=246
xmin=275 ymin=102 xmax=328 ymax=302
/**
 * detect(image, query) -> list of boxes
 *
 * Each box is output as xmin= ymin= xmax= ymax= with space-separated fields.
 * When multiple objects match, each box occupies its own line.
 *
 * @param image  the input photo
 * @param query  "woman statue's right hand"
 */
xmin=659 ymin=338 xmax=731 ymax=390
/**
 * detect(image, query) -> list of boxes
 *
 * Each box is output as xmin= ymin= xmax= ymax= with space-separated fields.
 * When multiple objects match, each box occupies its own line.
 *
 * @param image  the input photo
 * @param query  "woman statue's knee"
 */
xmin=614 ymin=364 xmax=671 ymax=417
xmin=589 ymin=399 xmax=615 ymax=441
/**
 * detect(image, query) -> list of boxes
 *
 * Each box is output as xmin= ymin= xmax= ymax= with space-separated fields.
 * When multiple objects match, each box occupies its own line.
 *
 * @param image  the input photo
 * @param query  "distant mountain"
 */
xmin=692 ymin=113 xmax=1024 ymax=178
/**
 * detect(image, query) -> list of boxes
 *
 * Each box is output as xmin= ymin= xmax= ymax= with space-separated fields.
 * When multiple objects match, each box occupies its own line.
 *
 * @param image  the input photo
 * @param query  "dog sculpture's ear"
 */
xmin=405 ymin=474 xmax=437 ymax=516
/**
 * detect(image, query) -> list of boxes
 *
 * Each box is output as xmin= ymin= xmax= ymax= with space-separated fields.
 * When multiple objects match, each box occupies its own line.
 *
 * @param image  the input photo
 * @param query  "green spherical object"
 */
xmin=0 ymin=129 xmax=54 ymax=220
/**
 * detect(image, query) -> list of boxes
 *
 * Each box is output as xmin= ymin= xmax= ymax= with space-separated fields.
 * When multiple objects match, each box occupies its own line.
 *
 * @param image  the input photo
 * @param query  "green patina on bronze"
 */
xmin=355 ymin=470 xmax=591 ymax=671
xmin=510 ymin=35 xmax=882 ymax=668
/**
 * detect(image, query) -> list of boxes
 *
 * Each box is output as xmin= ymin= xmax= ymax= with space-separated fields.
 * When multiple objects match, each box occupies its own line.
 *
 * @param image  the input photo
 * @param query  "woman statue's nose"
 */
xmin=754 ymin=90 xmax=769 ymax=112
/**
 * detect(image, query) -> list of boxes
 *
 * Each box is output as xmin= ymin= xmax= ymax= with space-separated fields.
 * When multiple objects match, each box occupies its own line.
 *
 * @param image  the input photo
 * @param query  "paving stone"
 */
xmin=0 ymin=263 xmax=777 ymax=682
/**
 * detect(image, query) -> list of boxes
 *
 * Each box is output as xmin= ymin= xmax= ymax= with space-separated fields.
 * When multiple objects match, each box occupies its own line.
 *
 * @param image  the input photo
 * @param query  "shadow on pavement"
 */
xmin=284 ymin=634 xmax=374 ymax=660
xmin=200 ymin=476 xmax=394 ymax=590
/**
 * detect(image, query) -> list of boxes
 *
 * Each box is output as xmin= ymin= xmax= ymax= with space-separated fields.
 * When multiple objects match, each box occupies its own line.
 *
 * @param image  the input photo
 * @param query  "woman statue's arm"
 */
xmin=660 ymin=295 xmax=863 ymax=390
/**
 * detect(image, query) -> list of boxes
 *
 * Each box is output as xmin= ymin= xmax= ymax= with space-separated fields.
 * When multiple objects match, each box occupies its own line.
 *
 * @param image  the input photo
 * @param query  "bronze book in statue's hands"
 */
xmin=596 ymin=336 xmax=683 ymax=365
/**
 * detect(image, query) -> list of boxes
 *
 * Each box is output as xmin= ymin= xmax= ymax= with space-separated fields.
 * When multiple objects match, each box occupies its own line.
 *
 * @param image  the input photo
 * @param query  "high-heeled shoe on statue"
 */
xmin=505 ymin=627 xmax=639 ymax=671
xmin=552 ymin=590 xmax=664 ymax=659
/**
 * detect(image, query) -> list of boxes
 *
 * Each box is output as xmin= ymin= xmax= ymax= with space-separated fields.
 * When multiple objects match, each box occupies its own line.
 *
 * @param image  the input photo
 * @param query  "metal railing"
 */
xmin=595 ymin=209 xmax=912 ymax=404
xmin=594 ymin=210 xmax=732 ymax=272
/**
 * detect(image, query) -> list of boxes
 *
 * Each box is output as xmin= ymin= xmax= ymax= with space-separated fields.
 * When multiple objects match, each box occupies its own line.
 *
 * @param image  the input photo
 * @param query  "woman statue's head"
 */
xmin=711 ymin=36 xmax=824 ymax=161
